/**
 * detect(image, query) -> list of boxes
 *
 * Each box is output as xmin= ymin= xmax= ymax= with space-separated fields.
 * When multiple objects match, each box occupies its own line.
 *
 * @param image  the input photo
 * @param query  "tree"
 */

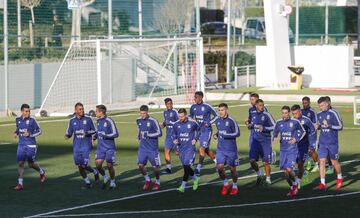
xmin=153 ymin=0 xmax=193 ymax=34
xmin=21 ymin=0 xmax=41 ymax=24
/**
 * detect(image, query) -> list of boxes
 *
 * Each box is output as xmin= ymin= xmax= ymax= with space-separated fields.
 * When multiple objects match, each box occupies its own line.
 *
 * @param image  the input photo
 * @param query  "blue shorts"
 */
xmin=216 ymin=149 xmax=239 ymax=167
xmin=74 ymin=150 xmax=91 ymax=166
xmin=164 ymin=137 xmax=176 ymax=150
xmin=280 ymin=150 xmax=298 ymax=170
xmin=318 ymin=144 xmax=339 ymax=160
xmin=137 ymin=149 xmax=161 ymax=167
xmin=297 ymin=145 xmax=309 ymax=164
xmin=96 ymin=149 xmax=116 ymax=163
xmin=179 ymin=148 xmax=196 ymax=166
xmin=199 ymin=129 xmax=212 ymax=148
xmin=17 ymin=145 xmax=37 ymax=162
xmin=249 ymin=138 xmax=272 ymax=163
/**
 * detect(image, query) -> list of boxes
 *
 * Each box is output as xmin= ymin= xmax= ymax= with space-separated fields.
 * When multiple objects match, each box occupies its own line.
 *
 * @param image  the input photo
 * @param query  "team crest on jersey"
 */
xmin=201 ymin=106 xmax=205 ymax=111
xmin=307 ymin=113 xmax=311 ymax=117
xmin=187 ymin=124 xmax=191 ymax=129
xmin=226 ymin=121 xmax=229 ymax=126
xmin=217 ymin=122 xmax=220 ymax=125
xmin=147 ymin=122 xmax=150 ymax=127
xmin=83 ymin=120 xmax=87 ymax=125
xmin=261 ymin=116 xmax=265 ymax=121
xmin=74 ymin=122 xmax=77 ymax=126
xmin=170 ymin=112 xmax=173 ymax=117
xmin=289 ymin=122 xmax=293 ymax=128
xmin=301 ymin=120 xmax=305 ymax=125
xmin=280 ymin=124 xmax=283 ymax=127
xmin=326 ymin=115 xmax=330 ymax=120
xmin=178 ymin=125 xmax=181 ymax=128
xmin=104 ymin=122 xmax=107 ymax=127
xmin=26 ymin=120 xmax=30 ymax=125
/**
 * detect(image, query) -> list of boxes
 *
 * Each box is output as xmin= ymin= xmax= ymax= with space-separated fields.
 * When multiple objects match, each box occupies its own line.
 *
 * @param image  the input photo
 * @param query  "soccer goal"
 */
xmin=37 ymin=37 xmax=205 ymax=116
xmin=354 ymin=96 xmax=360 ymax=125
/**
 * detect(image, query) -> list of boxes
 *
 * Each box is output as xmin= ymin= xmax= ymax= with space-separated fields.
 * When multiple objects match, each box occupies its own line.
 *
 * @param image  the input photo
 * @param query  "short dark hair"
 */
xmin=164 ymin=98 xmax=172 ymax=104
xmin=255 ymin=99 xmax=264 ymax=104
xmin=74 ymin=102 xmax=84 ymax=109
xmin=317 ymin=97 xmax=327 ymax=104
xmin=20 ymin=104 xmax=30 ymax=111
xmin=250 ymin=93 xmax=260 ymax=99
xmin=282 ymin=105 xmax=290 ymax=112
xmin=194 ymin=91 xmax=204 ymax=98
xmin=178 ymin=108 xmax=187 ymax=114
xmin=96 ymin=104 xmax=107 ymax=114
xmin=218 ymin=103 xmax=228 ymax=109
xmin=291 ymin=104 xmax=301 ymax=111
xmin=324 ymin=96 xmax=331 ymax=103
xmin=140 ymin=105 xmax=149 ymax=112
xmin=302 ymin=96 xmax=310 ymax=102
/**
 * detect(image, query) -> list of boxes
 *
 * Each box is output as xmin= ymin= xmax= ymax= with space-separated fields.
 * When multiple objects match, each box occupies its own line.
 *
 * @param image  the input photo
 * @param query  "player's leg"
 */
xmin=329 ymin=144 xmax=343 ymax=189
xmin=317 ymin=144 xmax=328 ymax=190
xmin=261 ymin=140 xmax=272 ymax=184
xmin=84 ymin=165 xmax=99 ymax=183
xmin=309 ymin=148 xmax=319 ymax=172
xmin=149 ymin=152 xmax=161 ymax=190
xmin=285 ymin=168 xmax=298 ymax=197
xmin=296 ymin=146 xmax=308 ymax=188
xmin=138 ymin=149 xmax=151 ymax=190
xmin=105 ymin=149 xmax=116 ymax=189
xmin=75 ymin=152 xmax=92 ymax=187
xmin=204 ymin=130 xmax=216 ymax=161
xmin=228 ymin=152 xmax=239 ymax=195
xmin=161 ymin=140 xmax=173 ymax=174
xmin=26 ymin=146 xmax=46 ymax=183
xmin=15 ymin=160 xmax=25 ymax=190
xmin=216 ymin=150 xmax=230 ymax=195
xmin=326 ymin=155 xmax=334 ymax=175
xmin=249 ymin=139 xmax=263 ymax=185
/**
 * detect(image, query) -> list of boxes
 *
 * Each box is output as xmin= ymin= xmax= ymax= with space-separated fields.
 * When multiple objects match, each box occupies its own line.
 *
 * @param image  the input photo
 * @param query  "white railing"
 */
xmin=234 ymin=65 xmax=256 ymax=89
xmin=204 ymin=64 xmax=219 ymax=83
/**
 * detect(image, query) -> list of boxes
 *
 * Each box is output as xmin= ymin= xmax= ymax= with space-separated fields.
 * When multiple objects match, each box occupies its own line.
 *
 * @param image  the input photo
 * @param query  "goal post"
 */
xmin=36 ymin=36 xmax=205 ymax=116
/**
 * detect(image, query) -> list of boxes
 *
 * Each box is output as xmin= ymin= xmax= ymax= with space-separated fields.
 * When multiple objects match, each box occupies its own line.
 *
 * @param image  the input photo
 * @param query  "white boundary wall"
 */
xmin=256 ymin=45 xmax=355 ymax=88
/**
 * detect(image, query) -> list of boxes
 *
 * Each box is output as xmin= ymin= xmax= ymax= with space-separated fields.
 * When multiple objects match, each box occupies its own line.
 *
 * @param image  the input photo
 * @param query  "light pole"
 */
xmin=3 ymin=0 xmax=9 ymax=113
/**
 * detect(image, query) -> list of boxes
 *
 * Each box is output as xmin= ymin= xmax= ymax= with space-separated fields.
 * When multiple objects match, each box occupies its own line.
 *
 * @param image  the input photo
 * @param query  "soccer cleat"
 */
xmin=109 ymin=183 xmax=116 ymax=190
xmin=177 ymin=185 xmax=185 ymax=193
xmin=287 ymin=185 xmax=298 ymax=197
xmin=316 ymin=183 xmax=327 ymax=191
xmin=326 ymin=167 xmax=334 ymax=175
xmin=335 ymin=178 xmax=343 ymax=190
xmin=255 ymin=176 xmax=264 ymax=186
xmin=152 ymin=183 xmax=160 ymax=191
xmin=311 ymin=164 xmax=319 ymax=173
xmin=14 ymin=184 xmax=24 ymax=191
xmin=221 ymin=184 xmax=230 ymax=196
xmin=142 ymin=181 xmax=151 ymax=191
xmin=40 ymin=173 xmax=46 ymax=184
xmin=160 ymin=168 xmax=172 ymax=175
xmin=229 ymin=187 xmax=238 ymax=195
xmin=101 ymin=181 xmax=108 ymax=190
xmin=193 ymin=177 xmax=200 ymax=191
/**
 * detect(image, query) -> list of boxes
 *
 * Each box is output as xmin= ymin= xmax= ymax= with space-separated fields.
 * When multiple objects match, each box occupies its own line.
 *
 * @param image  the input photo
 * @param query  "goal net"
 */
xmin=37 ymin=37 xmax=204 ymax=116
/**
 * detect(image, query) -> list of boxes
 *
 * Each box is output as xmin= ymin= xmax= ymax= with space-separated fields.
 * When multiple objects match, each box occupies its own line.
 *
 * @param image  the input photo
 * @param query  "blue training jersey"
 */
xmin=215 ymin=115 xmax=240 ymax=152
xmin=301 ymin=107 xmax=318 ymax=125
xmin=137 ymin=115 xmax=162 ymax=151
xmin=190 ymin=102 xmax=218 ymax=130
xmin=273 ymin=118 xmax=306 ymax=152
xmin=162 ymin=109 xmax=179 ymax=139
xmin=66 ymin=115 xmax=96 ymax=152
xmin=297 ymin=115 xmax=317 ymax=148
xmin=95 ymin=116 xmax=119 ymax=150
xmin=15 ymin=116 xmax=42 ymax=146
xmin=172 ymin=118 xmax=199 ymax=153
xmin=317 ymin=109 xmax=343 ymax=145
xmin=249 ymin=110 xmax=276 ymax=140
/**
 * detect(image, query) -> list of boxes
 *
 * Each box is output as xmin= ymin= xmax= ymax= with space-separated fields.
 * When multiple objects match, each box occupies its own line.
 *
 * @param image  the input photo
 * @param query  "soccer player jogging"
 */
xmin=160 ymin=98 xmax=179 ymax=174
xmin=14 ymin=104 xmax=46 ymax=190
xmin=214 ymin=103 xmax=240 ymax=196
xmin=291 ymin=104 xmax=317 ymax=188
xmin=172 ymin=108 xmax=200 ymax=193
xmin=94 ymin=105 xmax=119 ymax=189
xmin=301 ymin=96 xmax=319 ymax=172
xmin=247 ymin=99 xmax=276 ymax=185
xmin=273 ymin=106 xmax=305 ymax=197
xmin=316 ymin=97 xmax=343 ymax=190
xmin=190 ymin=91 xmax=218 ymax=176
xmin=137 ymin=105 xmax=163 ymax=191
xmin=65 ymin=102 xmax=99 ymax=189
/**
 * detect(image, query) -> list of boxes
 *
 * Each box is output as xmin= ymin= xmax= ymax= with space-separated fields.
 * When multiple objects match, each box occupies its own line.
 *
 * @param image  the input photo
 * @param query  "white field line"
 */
xmin=35 ymin=191 xmax=360 ymax=217
xmin=24 ymin=159 xmax=360 ymax=218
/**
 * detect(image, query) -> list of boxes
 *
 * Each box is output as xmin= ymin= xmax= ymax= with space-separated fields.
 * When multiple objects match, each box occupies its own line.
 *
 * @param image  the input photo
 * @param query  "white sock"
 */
xmin=110 ymin=179 xmax=116 ymax=185
xmin=166 ymin=164 xmax=172 ymax=170
xmin=223 ymin=179 xmax=228 ymax=186
xmin=197 ymin=164 xmax=202 ymax=171
xmin=266 ymin=176 xmax=271 ymax=182
xmin=39 ymin=168 xmax=45 ymax=175
xmin=103 ymin=175 xmax=109 ymax=183
xmin=256 ymin=170 xmax=261 ymax=176
xmin=84 ymin=177 xmax=90 ymax=184
xmin=18 ymin=178 xmax=23 ymax=185
xmin=232 ymin=182 xmax=237 ymax=189
xmin=155 ymin=179 xmax=160 ymax=185
xmin=321 ymin=178 xmax=326 ymax=185
xmin=337 ymin=173 xmax=342 ymax=179
xmin=181 ymin=181 xmax=187 ymax=188
xmin=295 ymin=178 xmax=301 ymax=184
xmin=144 ymin=174 xmax=151 ymax=182
xmin=213 ymin=159 xmax=217 ymax=164
xmin=93 ymin=168 xmax=98 ymax=175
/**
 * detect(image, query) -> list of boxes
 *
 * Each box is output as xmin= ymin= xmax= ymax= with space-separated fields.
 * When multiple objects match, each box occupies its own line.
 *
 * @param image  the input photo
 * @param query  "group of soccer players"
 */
xmin=13 ymin=92 xmax=344 ymax=197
